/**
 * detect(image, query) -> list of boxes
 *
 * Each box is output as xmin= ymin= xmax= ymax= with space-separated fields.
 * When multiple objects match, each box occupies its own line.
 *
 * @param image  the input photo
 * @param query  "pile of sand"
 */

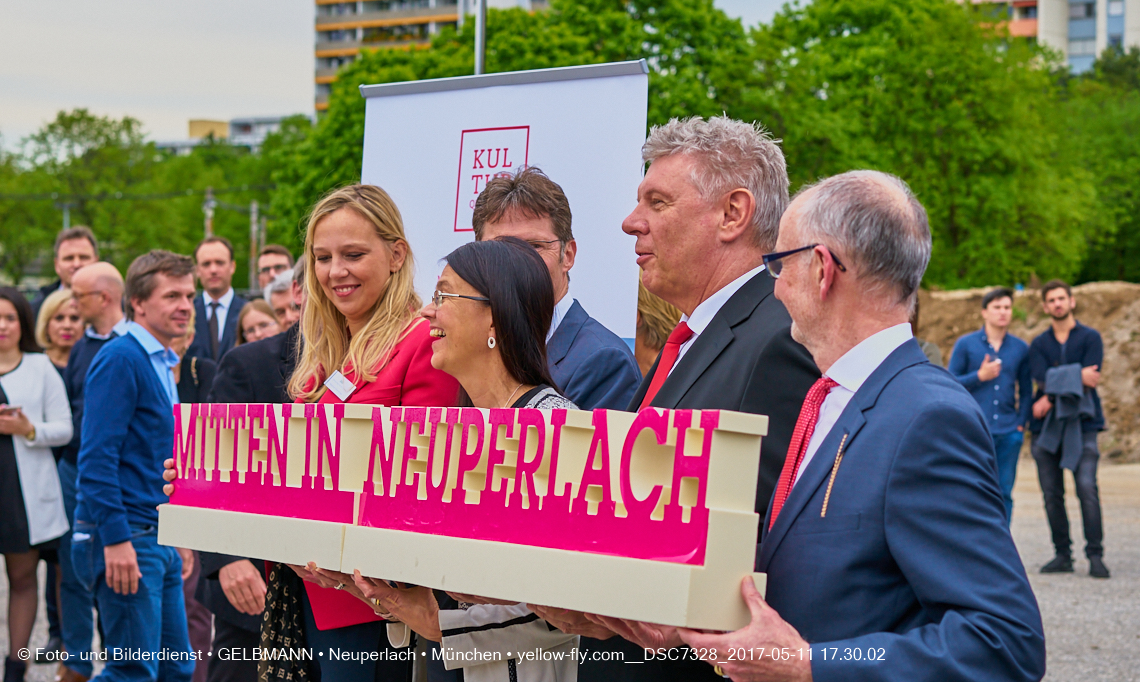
xmin=917 ymin=282 xmax=1140 ymax=463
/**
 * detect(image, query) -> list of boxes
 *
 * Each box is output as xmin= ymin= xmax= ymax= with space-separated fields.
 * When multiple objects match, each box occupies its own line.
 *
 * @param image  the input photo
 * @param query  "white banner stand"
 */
xmin=359 ymin=60 xmax=649 ymax=339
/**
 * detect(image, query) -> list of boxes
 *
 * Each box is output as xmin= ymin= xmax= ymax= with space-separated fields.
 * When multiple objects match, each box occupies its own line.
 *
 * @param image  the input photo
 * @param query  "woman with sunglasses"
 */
xmin=340 ymin=237 xmax=578 ymax=682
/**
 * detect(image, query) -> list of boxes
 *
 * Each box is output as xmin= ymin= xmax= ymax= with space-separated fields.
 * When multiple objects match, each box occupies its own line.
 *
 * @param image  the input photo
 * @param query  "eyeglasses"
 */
xmin=243 ymin=320 xmax=278 ymax=338
xmin=763 ymin=244 xmax=847 ymax=279
xmin=525 ymin=239 xmax=562 ymax=252
xmin=431 ymin=290 xmax=490 ymax=307
xmin=259 ymin=264 xmax=290 ymax=276
xmin=71 ymin=290 xmax=103 ymax=301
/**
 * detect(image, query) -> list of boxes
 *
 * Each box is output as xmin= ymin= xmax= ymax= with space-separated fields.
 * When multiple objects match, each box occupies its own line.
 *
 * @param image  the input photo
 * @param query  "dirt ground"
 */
xmin=918 ymin=282 xmax=1140 ymax=463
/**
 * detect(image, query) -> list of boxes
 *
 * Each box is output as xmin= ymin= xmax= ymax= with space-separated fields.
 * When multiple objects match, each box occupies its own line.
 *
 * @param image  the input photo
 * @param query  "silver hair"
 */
xmin=642 ymin=116 xmax=788 ymax=250
xmin=263 ymin=268 xmax=295 ymax=302
xmin=794 ymin=171 xmax=931 ymax=310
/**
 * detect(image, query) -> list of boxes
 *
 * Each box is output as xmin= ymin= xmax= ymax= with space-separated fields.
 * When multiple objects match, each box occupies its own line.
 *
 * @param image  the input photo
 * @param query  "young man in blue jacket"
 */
xmin=74 ymin=250 xmax=198 ymax=681
xmin=947 ymin=287 xmax=1032 ymax=523
xmin=1028 ymin=279 xmax=1109 ymax=579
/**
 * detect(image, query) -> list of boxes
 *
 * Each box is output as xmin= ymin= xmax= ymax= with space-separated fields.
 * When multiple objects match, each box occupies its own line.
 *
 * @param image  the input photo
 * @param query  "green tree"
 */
xmin=0 ymin=152 xmax=55 ymax=285
xmin=1072 ymin=47 xmax=1140 ymax=283
xmin=269 ymin=0 xmax=750 ymax=232
xmin=2 ymin=109 xmax=277 ymax=288
xmin=740 ymin=0 xmax=1099 ymax=288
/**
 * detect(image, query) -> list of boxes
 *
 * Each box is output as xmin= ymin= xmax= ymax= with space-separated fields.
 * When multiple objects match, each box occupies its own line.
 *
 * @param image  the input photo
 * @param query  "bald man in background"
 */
xmin=55 ymin=262 xmax=130 ymax=682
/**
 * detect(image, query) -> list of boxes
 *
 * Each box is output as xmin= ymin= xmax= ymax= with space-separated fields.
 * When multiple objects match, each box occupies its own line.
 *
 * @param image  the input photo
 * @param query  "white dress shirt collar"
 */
xmin=824 ymin=323 xmax=915 ymax=395
xmin=795 ymin=322 xmax=913 ymax=481
xmin=671 ymin=265 xmax=766 ymax=372
xmin=205 ymin=287 xmax=235 ymax=310
xmin=548 ymin=292 xmax=575 ymax=343
xmin=86 ymin=317 xmax=131 ymax=341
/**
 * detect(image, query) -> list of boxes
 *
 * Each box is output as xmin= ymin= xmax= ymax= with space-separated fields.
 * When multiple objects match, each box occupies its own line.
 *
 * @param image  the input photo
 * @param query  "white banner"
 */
xmin=359 ymin=61 xmax=649 ymax=338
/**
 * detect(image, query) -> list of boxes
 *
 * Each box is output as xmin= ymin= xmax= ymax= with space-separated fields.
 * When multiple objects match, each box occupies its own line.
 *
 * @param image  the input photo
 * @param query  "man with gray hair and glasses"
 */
xmin=648 ymin=171 xmax=1044 ymax=681
xmin=531 ymin=116 xmax=819 ymax=681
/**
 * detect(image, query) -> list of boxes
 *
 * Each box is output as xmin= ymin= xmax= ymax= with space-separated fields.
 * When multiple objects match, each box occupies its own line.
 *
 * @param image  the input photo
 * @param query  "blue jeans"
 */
xmin=992 ymin=430 xmax=1024 ymax=524
xmin=58 ymin=459 xmax=96 ymax=676
xmin=72 ymin=522 xmax=195 ymax=682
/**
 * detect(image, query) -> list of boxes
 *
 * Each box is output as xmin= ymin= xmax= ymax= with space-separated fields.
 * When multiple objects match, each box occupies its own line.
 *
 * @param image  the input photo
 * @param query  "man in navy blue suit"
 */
xmin=185 ymin=236 xmax=247 ymax=363
xmin=473 ymin=166 xmax=641 ymax=411
xmin=605 ymin=171 xmax=1046 ymax=681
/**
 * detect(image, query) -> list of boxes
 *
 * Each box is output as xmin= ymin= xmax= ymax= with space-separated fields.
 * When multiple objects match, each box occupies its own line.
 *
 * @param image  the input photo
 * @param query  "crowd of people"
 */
xmin=0 ymin=114 xmax=1112 ymax=682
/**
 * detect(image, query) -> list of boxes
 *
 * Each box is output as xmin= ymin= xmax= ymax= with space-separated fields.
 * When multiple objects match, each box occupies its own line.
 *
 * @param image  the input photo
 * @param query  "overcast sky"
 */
xmin=0 ymin=0 xmax=787 ymax=148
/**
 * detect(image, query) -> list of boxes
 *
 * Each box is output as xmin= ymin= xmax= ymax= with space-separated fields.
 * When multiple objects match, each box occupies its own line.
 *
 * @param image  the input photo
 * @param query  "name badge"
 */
xmin=324 ymin=371 xmax=357 ymax=402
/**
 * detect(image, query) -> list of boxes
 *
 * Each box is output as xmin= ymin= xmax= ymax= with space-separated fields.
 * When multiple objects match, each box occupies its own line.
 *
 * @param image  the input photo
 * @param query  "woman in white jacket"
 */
xmin=0 ymin=288 xmax=72 ymax=682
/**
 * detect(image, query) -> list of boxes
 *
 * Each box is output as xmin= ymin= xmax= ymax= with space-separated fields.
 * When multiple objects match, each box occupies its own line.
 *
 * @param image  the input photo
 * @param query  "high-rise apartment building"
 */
xmin=314 ymin=0 xmax=546 ymax=111
xmin=974 ymin=0 xmax=1140 ymax=73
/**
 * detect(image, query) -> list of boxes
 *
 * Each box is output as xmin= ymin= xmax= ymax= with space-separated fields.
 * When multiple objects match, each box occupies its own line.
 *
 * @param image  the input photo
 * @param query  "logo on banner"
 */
xmin=454 ymin=126 xmax=530 ymax=231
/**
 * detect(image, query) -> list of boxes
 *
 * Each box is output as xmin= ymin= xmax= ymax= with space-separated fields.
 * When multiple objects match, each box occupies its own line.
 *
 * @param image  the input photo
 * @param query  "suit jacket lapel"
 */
xmin=222 ymin=296 xmax=243 ymax=351
xmin=194 ymin=297 xmax=209 ymax=350
xmin=757 ymin=339 xmax=929 ymax=567
xmin=758 ymin=411 xmax=868 ymax=566
xmin=547 ymin=300 xmax=586 ymax=366
xmin=650 ymin=272 xmax=774 ymax=409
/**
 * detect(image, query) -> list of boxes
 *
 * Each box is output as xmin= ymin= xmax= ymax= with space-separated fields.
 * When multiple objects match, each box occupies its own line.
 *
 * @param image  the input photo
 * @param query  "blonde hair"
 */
xmin=35 ymin=288 xmax=76 ymax=349
xmin=636 ymin=280 xmax=682 ymax=351
xmin=235 ymin=299 xmax=278 ymax=346
xmin=289 ymin=184 xmax=421 ymax=402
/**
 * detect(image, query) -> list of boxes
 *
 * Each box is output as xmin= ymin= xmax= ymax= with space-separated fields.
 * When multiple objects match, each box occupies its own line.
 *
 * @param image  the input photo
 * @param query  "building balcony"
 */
xmin=316 ymin=6 xmax=459 ymax=31
xmin=315 ymin=37 xmax=432 ymax=57
xmin=1009 ymin=18 xmax=1038 ymax=37
xmin=315 ymin=40 xmax=363 ymax=56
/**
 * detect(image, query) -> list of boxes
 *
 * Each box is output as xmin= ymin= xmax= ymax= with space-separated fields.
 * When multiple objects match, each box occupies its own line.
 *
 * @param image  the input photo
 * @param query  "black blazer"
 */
xmin=630 ymin=271 xmax=820 ymax=529
xmin=175 ymin=357 xmax=216 ymax=405
xmin=197 ymin=323 xmax=300 ymax=630
xmin=186 ymin=292 xmax=247 ymax=363
xmin=206 ymin=322 xmax=299 ymax=405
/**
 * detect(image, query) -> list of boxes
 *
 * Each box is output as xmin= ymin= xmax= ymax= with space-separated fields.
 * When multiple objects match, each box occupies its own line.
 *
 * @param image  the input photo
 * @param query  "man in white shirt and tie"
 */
xmin=186 ymin=236 xmax=248 ymax=362
xmin=600 ymin=170 xmax=1045 ymax=682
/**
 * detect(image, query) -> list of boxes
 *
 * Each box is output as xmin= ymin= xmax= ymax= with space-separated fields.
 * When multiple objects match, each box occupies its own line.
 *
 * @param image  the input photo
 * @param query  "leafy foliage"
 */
xmin=1070 ymin=48 xmax=1140 ymax=283
xmin=3 ymin=1 xmax=1140 ymax=290
xmin=741 ymin=0 xmax=1099 ymax=287
xmin=1 ymin=109 xmax=278 ymax=287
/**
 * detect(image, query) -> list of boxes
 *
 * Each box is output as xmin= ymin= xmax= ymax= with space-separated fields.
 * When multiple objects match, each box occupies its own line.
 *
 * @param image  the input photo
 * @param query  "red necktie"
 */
xmin=639 ymin=322 xmax=694 ymax=409
xmin=769 ymin=377 xmax=839 ymax=530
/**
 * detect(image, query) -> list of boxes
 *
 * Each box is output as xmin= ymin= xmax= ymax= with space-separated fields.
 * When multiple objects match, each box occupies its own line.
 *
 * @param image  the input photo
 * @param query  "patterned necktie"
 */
xmin=639 ymin=321 xmax=694 ymax=409
xmin=208 ymin=301 xmax=221 ymax=361
xmin=769 ymin=377 xmax=839 ymax=530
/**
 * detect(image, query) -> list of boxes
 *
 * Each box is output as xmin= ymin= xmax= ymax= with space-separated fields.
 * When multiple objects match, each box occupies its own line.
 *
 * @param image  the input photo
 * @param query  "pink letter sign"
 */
xmin=159 ymin=405 xmax=767 ymax=630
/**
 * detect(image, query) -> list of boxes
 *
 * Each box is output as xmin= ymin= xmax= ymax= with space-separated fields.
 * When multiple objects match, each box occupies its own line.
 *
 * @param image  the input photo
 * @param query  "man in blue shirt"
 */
xmin=55 ymin=262 xmax=129 ymax=682
xmin=947 ymin=287 xmax=1032 ymax=523
xmin=1027 ymin=280 xmax=1109 ymax=579
xmin=74 ymin=250 xmax=198 ymax=681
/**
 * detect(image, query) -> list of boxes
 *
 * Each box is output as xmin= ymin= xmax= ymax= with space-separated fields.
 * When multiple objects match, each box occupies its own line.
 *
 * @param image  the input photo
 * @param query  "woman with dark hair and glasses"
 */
xmin=345 ymin=237 xmax=579 ymax=682
xmin=425 ymin=236 xmax=574 ymax=411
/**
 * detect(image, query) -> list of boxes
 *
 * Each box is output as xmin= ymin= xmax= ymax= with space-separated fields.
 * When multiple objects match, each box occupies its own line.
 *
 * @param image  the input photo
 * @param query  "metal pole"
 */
xmin=62 ymin=204 xmax=70 ymax=230
xmin=474 ymin=0 xmax=486 ymax=75
xmin=249 ymin=200 xmax=259 ymax=292
xmin=258 ymin=215 xmax=267 ymax=252
xmin=203 ymin=187 xmax=216 ymax=237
